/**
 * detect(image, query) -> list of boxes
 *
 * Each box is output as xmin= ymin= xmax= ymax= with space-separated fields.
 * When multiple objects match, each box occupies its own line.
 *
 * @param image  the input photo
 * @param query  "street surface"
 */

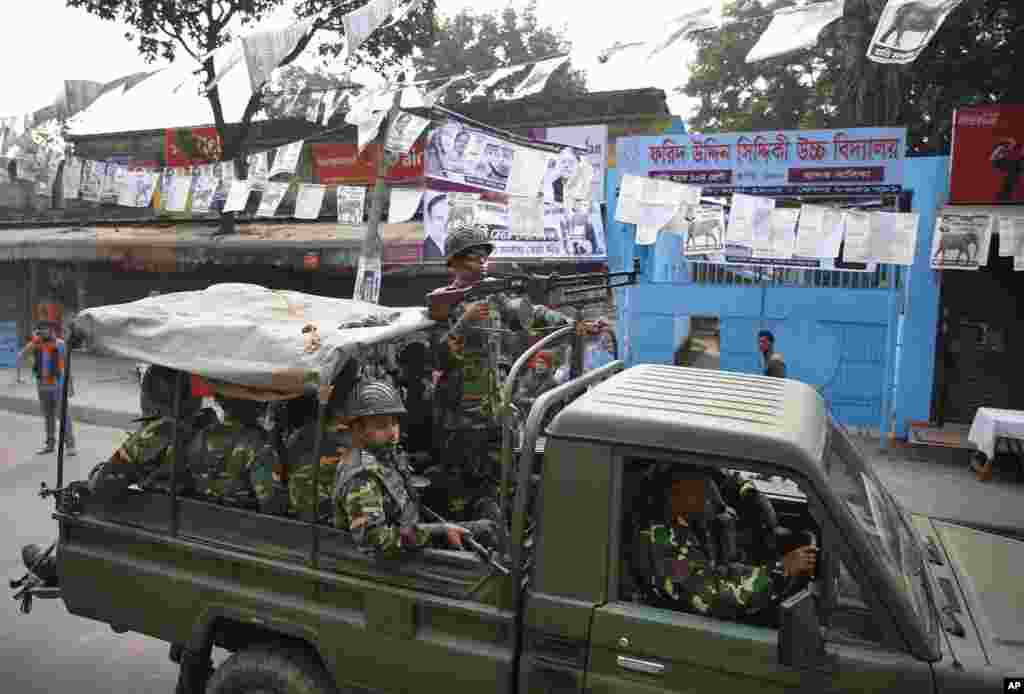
xmin=0 ymin=412 xmax=183 ymax=694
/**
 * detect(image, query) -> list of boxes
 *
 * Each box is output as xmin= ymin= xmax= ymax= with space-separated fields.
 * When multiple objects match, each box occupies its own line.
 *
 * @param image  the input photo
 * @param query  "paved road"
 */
xmin=0 ymin=412 xmax=186 ymax=694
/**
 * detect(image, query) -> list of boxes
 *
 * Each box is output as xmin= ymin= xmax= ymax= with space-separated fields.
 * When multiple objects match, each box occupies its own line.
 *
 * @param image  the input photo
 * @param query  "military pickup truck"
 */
xmin=13 ymin=285 xmax=1023 ymax=694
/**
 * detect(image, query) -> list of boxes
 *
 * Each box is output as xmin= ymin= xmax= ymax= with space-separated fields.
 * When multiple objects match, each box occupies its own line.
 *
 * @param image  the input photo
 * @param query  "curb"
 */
xmin=0 ymin=395 xmax=137 ymax=431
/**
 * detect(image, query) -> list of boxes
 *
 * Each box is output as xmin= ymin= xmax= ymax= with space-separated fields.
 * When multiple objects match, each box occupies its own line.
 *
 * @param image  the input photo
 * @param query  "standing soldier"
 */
xmin=427 ymin=224 xmax=606 ymax=527
xmin=188 ymin=396 xmax=289 ymax=514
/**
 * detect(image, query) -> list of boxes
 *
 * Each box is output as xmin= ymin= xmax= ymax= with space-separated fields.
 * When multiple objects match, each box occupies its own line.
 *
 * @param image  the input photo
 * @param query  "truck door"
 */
xmin=584 ymin=455 xmax=935 ymax=694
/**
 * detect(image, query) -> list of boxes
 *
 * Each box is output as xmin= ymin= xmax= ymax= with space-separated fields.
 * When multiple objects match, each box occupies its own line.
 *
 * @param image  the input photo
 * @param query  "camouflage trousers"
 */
xmin=426 ymin=426 xmax=503 ymax=527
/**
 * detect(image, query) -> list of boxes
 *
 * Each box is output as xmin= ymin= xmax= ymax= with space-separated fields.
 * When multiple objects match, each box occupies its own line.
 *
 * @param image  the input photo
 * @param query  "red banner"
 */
xmin=950 ymin=105 xmax=1024 ymax=204
xmin=165 ymin=127 xmax=223 ymax=167
xmin=311 ymin=142 xmax=423 ymax=185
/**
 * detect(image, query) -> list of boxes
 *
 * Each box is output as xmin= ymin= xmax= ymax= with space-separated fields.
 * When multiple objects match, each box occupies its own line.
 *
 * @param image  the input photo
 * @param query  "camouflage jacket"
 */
xmin=432 ymin=280 xmax=570 ymax=428
xmin=639 ymin=521 xmax=782 ymax=621
xmin=286 ymin=423 xmax=354 ymax=521
xmin=189 ymin=415 xmax=287 ymax=513
xmin=88 ymin=416 xmax=186 ymax=499
xmin=334 ymin=447 xmax=432 ymax=557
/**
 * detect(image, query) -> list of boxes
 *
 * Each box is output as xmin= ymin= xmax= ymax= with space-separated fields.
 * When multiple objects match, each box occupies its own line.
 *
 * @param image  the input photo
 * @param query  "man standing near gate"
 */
xmin=16 ymin=321 xmax=76 ymax=456
xmin=757 ymin=330 xmax=787 ymax=378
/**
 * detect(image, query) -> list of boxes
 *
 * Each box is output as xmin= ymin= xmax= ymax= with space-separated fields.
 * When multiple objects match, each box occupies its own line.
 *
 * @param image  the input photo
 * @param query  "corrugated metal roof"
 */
xmin=547 ymin=364 xmax=829 ymax=472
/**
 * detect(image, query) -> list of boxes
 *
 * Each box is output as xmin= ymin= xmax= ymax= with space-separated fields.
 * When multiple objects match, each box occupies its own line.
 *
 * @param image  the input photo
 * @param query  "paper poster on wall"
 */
xmin=684 ymin=206 xmax=726 ymax=256
xmin=529 ymin=125 xmax=608 ymax=202
xmin=222 ymin=180 xmax=252 ymax=213
xmin=997 ymin=216 xmax=1024 ymax=257
xmin=164 ymin=174 xmax=193 ymax=212
xmin=758 ymin=208 xmax=799 ymax=259
xmin=794 ymin=204 xmax=843 ymax=258
xmin=727 ymin=193 xmax=775 ymax=247
xmin=190 ymin=174 xmax=218 ymax=214
xmin=868 ymin=211 xmax=919 ymax=265
xmin=840 ymin=211 xmax=873 ymax=263
xmin=337 ymin=185 xmax=367 ymax=225
xmin=425 ymin=121 xmax=516 ymax=193
xmin=256 ymin=181 xmax=289 ymax=217
xmin=930 ymin=209 xmax=994 ymax=270
xmin=294 ymin=184 xmax=326 ymax=220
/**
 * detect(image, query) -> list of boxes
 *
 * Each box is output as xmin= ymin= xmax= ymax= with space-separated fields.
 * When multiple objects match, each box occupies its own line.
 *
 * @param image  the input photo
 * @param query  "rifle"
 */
xmin=420 ymin=505 xmax=510 ymax=576
xmin=426 ymin=257 xmax=641 ymax=323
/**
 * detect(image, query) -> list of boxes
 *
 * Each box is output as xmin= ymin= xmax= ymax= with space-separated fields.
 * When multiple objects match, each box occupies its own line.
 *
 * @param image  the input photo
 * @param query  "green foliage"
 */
xmin=411 ymin=1 xmax=587 ymax=104
xmin=682 ymin=0 xmax=1024 ymax=153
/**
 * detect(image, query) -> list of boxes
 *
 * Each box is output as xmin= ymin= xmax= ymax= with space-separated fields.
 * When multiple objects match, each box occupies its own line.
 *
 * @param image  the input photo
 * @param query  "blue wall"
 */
xmin=607 ymin=157 xmax=949 ymax=433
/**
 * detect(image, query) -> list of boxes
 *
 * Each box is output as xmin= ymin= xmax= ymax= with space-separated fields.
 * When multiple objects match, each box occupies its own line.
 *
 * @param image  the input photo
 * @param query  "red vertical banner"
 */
xmin=949 ymin=105 xmax=1024 ymax=204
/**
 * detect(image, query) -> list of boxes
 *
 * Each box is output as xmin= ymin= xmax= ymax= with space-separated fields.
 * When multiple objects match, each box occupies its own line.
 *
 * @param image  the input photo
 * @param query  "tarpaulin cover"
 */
xmin=73 ymin=283 xmax=434 ymax=394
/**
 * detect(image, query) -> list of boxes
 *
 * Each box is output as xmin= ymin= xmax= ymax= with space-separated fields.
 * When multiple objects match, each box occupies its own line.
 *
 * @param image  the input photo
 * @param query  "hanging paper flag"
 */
xmin=101 ymin=164 xmax=128 ymax=205
xmin=868 ymin=0 xmax=964 ymax=65
xmin=243 ymin=19 xmax=316 ymax=92
xmin=247 ymin=151 xmax=269 ymax=191
xmin=270 ymin=140 xmax=304 ymax=178
xmin=357 ymin=111 xmax=388 ymax=155
xmin=508 ymin=56 xmax=569 ymax=100
xmin=80 ymin=161 xmax=105 ymax=202
xmin=61 ymin=157 xmax=83 ymax=200
xmin=337 ymin=185 xmax=368 ymax=225
xmin=423 ymin=75 xmax=462 ymax=107
xmin=190 ymin=173 xmax=219 ymax=214
xmin=400 ymin=86 xmax=425 ymax=109
xmin=353 ymin=254 xmax=383 ymax=304
xmin=388 ymin=188 xmax=423 ymax=223
xmin=205 ymin=42 xmax=245 ymax=92
xmin=746 ymin=0 xmax=844 ymax=63
xmin=648 ymin=3 xmax=723 ymax=60
xmin=385 ymin=112 xmax=430 ymax=154
xmin=385 ymin=0 xmax=426 ymax=27
xmin=597 ymin=40 xmax=646 ymax=64
xmin=320 ymin=89 xmax=340 ymax=126
xmin=345 ymin=87 xmax=395 ymax=126
xmin=163 ymin=174 xmax=193 ymax=212
xmin=304 ymin=92 xmax=323 ymax=123
xmin=256 ymin=181 xmax=289 ymax=217
xmin=222 ymin=180 xmax=252 ymax=213
xmin=294 ymin=184 xmax=326 ymax=220
xmin=468 ymin=65 xmax=526 ymax=99
xmin=343 ymin=0 xmax=399 ymax=59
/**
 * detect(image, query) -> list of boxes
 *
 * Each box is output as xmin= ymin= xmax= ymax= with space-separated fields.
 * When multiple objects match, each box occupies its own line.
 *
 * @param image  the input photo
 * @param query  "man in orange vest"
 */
xmin=16 ymin=321 xmax=76 ymax=455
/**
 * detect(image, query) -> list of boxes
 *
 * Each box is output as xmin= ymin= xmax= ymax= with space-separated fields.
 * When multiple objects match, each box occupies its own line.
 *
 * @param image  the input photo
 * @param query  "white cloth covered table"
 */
xmin=967 ymin=408 xmax=1024 ymax=460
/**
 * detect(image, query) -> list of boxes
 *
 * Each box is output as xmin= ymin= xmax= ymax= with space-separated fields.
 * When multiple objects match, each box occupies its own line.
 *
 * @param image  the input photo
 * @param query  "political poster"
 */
xmin=311 ymin=142 xmax=423 ymax=185
xmin=867 ymin=0 xmax=965 ymax=65
xmin=949 ymin=105 xmax=1024 ymax=204
xmin=337 ymin=185 xmax=367 ymax=225
xmin=425 ymin=121 xmax=515 ymax=193
xmin=385 ymin=111 xmax=430 ymax=155
xmin=930 ymin=208 xmax=994 ymax=270
xmin=528 ymin=125 xmax=608 ymax=201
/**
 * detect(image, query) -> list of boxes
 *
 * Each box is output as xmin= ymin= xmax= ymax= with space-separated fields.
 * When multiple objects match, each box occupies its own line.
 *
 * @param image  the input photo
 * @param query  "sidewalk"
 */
xmin=1 ymin=351 xmax=141 ymax=431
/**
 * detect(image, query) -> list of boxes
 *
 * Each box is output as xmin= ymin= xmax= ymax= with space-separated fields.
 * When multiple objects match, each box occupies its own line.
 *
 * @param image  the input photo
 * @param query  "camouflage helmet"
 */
xmin=140 ymin=365 xmax=201 ymax=419
xmin=444 ymin=223 xmax=494 ymax=262
xmin=345 ymin=380 xmax=407 ymax=419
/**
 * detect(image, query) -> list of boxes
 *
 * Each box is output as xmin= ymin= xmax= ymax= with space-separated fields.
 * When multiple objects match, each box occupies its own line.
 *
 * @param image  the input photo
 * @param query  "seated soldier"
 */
xmin=634 ymin=471 xmax=817 ymax=625
xmin=286 ymin=398 xmax=355 ymax=524
xmin=189 ymin=396 xmax=289 ymax=514
xmin=333 ymin=380 xmax=496 ymax=558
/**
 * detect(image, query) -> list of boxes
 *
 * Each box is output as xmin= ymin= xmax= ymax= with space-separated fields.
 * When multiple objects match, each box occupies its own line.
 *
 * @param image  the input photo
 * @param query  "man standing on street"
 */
xmin=757 ymin=330 xmax=786 ymax=378
xmin=16 ymin=321 xmax=76 ymax=456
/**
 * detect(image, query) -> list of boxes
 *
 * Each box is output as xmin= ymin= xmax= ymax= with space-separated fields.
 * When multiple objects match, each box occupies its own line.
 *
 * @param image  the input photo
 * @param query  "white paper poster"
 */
xmin=868 ymin=0 xmax=965 ymax=65
xmin=164 ymin=174 xmax=193 ymax=212
xmin=222 ymin=180 xmax=252 ymax=213
xmin=841 ymin=211 xmax=872 ymax=262
xmin=337 ymin=185 xmax=367 ymax=225
xmin=246 ymin=151 xmax=269 ymax=191
xmin=746 ymin=0 xmax=845 ymax=63
xmin=727 ymin=193 xmax=775 ymax=247
xmin=269 ymin=140 xmax=303 ymax=178
xmin=648 ymin=3 xmax=724 ymax=60
xmin=256 ymin=181 xmax=289 ymax=217
xmin=117 ymin=171 xmax=158 ymax=208
xmin=358 ymin=111 xmax=388 ymax=154
xmin=684 ymin=206 xmax=726 ymax=256
xmin=101 ymin=164 xmax=126 ymax=204
xmin=509 ymin=56 xmax=569 ymax=99
xmin=294 ymin=184 xmax=326 ymax=220
xmin=615 ymin=174 xmax=699 ymax=229
xmin=997 ymin=216 xmax=1024 ymax=257
xmin=353 ymin=254 xmax=383 ymax=304
xmin=61 ymin=157 xmax=83 ymax=200
xmin=930 ymin=209 xmax=994 ymax=270
xmin=388 ymin=188 xmax=423 ymax=223
xmin=506 ymin=146 xmax=549 ymax=197
xmin=343 ymin=0 xmax=398 ymax=59
xmin=190 ymin=174 xmax=218 ymax=214
xmin=757 ymin=208 xmax=799 ymax=258
xmin=868 ymin=211 xmax=919 ymax=265
xmin=794 ymin=204 xmax=843 ymax=258
xmin=385 ymin=111 xmax=430 ymax=154
xmin=242 ymin=19 xmax=315 ymax=91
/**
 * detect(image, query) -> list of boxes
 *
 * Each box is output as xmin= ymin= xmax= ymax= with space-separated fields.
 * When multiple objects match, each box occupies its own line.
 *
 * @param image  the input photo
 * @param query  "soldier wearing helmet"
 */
xmin=331 ymin=380 xmax=475 ymax=556
xmin=426 ymin=224 xmax=603 ymax=528
xmin=88 ymin=365 xmax=205 ymax=502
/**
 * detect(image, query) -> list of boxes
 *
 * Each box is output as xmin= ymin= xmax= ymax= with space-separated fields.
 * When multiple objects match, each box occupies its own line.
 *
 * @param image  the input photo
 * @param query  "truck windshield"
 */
xmin=823 ymin=423 xmax=934 ymax=636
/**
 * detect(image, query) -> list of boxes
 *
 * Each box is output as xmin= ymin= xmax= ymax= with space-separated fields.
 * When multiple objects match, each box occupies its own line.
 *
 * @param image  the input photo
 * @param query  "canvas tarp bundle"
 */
xmin=73 ymin=283 xmax=434 ymax=394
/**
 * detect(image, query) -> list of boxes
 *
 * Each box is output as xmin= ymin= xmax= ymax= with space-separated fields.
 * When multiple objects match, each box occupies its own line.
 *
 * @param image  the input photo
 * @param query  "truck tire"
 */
xmin=205 ymin=645 xmax=337 ymax=694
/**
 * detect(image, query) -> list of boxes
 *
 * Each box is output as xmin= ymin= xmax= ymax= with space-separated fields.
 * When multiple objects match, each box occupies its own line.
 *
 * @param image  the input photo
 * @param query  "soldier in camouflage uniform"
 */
xmin=88 ymin=365 xmax=204 ymax=502
xmin=189 ymin=397 xmax=289 ymax=514
xmin=333 ymin=380 xmax=491 ymax=557
xmin=635 ymin=472 xmax=817 ymax=625
xmin=429 ymin=225 xmax=598 ymax=526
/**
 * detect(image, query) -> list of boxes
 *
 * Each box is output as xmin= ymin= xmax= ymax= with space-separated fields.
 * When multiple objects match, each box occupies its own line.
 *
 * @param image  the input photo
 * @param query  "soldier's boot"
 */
xmin=21 ymin=543 xmax=58 ymax=587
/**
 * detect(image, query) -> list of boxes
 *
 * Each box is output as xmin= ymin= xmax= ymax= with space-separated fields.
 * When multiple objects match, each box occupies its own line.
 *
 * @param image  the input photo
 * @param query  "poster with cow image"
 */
xmin=867 ymin=0 xmax=965 ymax=65
xmin=930 ymin=209 xmax=994 ymax=270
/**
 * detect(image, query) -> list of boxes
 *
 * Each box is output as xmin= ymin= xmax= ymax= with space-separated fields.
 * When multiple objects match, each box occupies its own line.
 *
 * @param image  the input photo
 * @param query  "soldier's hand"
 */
xmin=445 ymin=524 xmax=469 ymax=550
xmin=782 ymin=545 xmax=818 ymax=578
xmin=464 ymin=301 xmax=491 ymax=323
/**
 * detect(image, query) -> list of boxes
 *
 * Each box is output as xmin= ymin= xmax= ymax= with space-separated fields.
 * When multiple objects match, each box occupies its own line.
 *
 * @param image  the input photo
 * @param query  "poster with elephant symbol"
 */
xmin=684 ymin=206 xmax=726 ymax=256
xmin=868 ymin=0 xmax=965 ymax=65
xmin=929 ymin=209 xmax=993 ymax=270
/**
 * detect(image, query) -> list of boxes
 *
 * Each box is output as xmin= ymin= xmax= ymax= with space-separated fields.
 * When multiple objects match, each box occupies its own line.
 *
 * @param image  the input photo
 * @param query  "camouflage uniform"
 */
xmin=286 ymin=423 xmax=354 ymax=521
xmin=638 ymin=520 xmax=784 ymax=623
xmin=189 ymin=409 xmax=288 ymax=514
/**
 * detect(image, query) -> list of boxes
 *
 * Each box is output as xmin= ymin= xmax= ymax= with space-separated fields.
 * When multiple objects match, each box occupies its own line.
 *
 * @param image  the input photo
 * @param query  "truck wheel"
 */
xmin=205 ymin=645 xmax=336 ymax=694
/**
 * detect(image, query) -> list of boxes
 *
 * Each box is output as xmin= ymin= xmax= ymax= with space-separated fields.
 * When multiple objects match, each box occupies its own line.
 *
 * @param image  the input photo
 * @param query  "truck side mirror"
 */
xmin=778 ymin=586 xmax=823 ymax=668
